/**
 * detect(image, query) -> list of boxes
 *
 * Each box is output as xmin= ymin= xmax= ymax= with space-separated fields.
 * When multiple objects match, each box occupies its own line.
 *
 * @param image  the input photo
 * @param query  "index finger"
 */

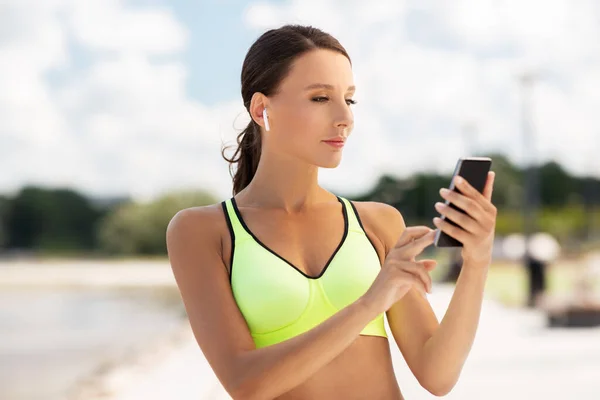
xmin=454 ymin=175 xmax=486 ymax=203
xmin=396 ymin=229 xmax=436 ymax=258
xmin=395 ymin=226 xmax=434 ymax=247
xmin=454 ymin=174 xmax=495 ymax=211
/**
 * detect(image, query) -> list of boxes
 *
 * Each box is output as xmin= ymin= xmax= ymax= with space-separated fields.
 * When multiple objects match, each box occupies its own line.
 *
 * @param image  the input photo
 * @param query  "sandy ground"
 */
xmin=73 ymin=287 xmax=600 ymax=400
xmin=4 ymin=259 xmax=600 ymax=399
xmin=0 ymin=259 xmax=176 ymax=288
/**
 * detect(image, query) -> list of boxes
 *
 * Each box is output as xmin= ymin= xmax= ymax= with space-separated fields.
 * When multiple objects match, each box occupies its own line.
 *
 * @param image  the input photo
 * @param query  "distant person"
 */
xmin=525 ymin=253 xmax=547 ymax=308
xmin=442 ymin=248 xmax=463 ymax=283
xmin=166 ymin=24 xmax=497 ymax=399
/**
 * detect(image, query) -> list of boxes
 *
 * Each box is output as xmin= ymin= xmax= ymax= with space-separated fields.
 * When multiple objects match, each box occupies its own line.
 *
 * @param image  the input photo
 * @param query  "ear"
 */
xmin=249 ymin=92 xmax=269 ymax=131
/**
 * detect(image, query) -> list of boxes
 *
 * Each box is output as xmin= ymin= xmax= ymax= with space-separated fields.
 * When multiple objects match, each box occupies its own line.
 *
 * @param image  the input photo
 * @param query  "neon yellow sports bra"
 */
xmin=221 ymin=196 xmax=387 ymax=348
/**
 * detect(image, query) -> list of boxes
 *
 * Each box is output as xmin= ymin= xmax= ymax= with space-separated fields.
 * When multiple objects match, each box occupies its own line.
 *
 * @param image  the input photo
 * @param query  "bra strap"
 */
xmin=338 ymin=197 xmax=363 ymax=234
xmin=221 ymin=198 xmax=252 ymax=241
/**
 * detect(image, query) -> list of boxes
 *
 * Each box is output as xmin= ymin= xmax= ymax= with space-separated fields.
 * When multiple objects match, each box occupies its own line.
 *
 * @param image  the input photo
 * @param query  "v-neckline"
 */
xmin=230 ymin=196 xmax=349 ymax=280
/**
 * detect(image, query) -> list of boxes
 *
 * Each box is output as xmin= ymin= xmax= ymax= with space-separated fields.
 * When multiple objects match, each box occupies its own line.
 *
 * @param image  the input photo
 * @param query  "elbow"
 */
xmin=418 ymin=373 xmax=459 ymax=397
xmin=224 ymin=353 xmax=276 ymax=400
xmin=228 ymin=383 xmax=253 ymax=400
xmin=425 ymin=382 xmax=455 ymax=397
xmin=227 ymin=375 xmax=267 ymax=400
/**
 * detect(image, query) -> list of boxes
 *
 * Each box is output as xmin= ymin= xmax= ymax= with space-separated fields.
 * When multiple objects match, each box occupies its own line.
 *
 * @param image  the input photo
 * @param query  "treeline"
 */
xmin=0 ymin=188 xmax=217 ymax=257
xmin=0 ymin=154 xmax=599 ymax=257
xmin=347 ymin=154 xmax=600 ymax=247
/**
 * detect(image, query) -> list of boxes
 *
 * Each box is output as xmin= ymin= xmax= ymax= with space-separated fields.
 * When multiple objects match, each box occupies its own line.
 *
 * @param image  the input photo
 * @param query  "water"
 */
xmin=0 ymin=287 xmax=186 ymax=400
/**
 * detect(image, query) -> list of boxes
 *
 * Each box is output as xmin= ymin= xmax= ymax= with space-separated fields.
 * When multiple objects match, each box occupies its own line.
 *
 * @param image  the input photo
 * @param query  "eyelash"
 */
xmin=312 ymin=96 xmax=358 ymax=106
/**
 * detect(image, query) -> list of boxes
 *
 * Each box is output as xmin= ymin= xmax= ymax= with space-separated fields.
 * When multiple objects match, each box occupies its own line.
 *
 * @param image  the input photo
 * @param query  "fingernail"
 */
xmin=434 ymin=202 xmax=444 ymax=210
xmin=433 ymin=217 xmax=441 ymax=224
xmin=455 ymin=176 xmax=463 ymax=185
xmin=440 ymin=188 xmax=449 ymax=195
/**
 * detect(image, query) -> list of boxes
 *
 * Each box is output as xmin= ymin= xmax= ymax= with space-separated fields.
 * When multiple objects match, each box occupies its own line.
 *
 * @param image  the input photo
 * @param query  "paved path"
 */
xmin=81 ymin=284 xmax=600 ymax=399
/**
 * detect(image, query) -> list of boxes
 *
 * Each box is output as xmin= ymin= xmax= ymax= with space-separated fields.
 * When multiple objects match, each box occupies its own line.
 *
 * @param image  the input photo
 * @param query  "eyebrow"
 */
xmin=303 ymin=83 xmax=356 ymax=92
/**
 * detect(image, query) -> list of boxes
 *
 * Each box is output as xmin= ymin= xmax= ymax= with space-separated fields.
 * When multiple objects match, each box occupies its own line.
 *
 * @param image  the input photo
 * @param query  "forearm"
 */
xmin=232 ymin=298 xmax=378 ymax=400
xmin=420 ymin=263 xmax=488 ymax=393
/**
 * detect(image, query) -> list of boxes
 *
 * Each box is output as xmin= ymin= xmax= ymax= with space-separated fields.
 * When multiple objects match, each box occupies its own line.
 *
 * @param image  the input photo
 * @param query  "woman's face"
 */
xmin=263 ymin=49 xmax=355 ymax=168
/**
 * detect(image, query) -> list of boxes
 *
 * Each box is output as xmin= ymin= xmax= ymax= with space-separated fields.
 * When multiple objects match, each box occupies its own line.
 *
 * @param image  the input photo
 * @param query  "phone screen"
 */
xmin=434 ymin=157 xmax=492 ymax=247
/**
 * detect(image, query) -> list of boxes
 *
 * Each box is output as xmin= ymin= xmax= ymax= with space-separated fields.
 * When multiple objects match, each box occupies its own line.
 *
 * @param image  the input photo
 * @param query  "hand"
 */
xmin=361 ymin=226 xmax=438 ymax=315
xmin=433 ymin=171 xmax=497 ymax=269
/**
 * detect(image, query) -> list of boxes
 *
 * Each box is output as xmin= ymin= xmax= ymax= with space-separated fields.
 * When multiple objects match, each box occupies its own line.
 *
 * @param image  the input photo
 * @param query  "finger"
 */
xmin=400 ymin=261 xmax=432 ymax=293
xmin=401 ymin=230 xmax=437 ymax=258
xmin=454 ymin=174 xmax=496 ymax=212
xmin=482 ymin=171 xmax=495 ymax=201
xmin=453 ymin=175 xmax=487 ymax=203
xmin=433 ymin=217 xmax=470 ymax=245
xmin=434 ymin=202 xmax=483 ymax=235
xmin=440 ymin=188 xmax=486 ymax=221
xmin=395 ymin=226 xmax=434 ymax=248
xmin=419 ymin=259 xmax=438 ymax=271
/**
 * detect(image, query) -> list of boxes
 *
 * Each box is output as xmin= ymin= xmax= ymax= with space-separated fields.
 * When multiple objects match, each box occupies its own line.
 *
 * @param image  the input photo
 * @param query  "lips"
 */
xmin=323 ymin=136 xmax=346 ymax=143
xmin=324 ymin=140 xmax=345 ymax=148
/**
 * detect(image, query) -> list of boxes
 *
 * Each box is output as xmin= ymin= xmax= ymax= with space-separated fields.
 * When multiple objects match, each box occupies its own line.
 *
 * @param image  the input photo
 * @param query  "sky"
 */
xmin=2 ymin=0 xmax=600 ymax=202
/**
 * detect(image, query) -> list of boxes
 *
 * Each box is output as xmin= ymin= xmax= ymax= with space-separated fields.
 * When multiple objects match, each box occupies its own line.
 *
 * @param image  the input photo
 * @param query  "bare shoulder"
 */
xmin=165 ymin=201 xmax=233 ymax=297
xmin=349 ymin=200 xmax=406 ymax=256
xmin=167 ymin=203 xmax=226 ymax=254
xmin=167 ymin=202 xmax=225 ymax=233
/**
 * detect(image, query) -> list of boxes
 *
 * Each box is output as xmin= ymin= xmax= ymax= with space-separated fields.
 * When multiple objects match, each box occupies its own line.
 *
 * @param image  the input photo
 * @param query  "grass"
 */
xmin=480 ymin=259 xmax=600 ymax=307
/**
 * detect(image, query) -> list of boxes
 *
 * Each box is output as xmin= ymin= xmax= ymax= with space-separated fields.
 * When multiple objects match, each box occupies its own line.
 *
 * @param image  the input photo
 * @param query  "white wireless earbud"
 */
xmin=262 ymin=108 xmax=270 ymax=131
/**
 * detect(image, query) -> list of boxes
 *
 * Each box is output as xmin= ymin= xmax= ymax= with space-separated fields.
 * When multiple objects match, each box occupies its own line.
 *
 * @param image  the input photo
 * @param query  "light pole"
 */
xmin=520 ymin=72 xmax=546 ymax=307
xmin=520 ymin=72 xmax=538 ymax=237
xmin=462 ymin=122 xmax=478 ymax=157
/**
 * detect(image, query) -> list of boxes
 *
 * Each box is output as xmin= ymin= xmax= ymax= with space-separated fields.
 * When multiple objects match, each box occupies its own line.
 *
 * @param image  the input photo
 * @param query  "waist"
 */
xmin=275 ymin=336 xmax=403 ymax=400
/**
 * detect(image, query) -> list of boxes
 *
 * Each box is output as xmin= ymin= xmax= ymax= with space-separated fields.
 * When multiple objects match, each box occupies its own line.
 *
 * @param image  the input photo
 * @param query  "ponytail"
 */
xmin=222 ymin=120 xmax=263 ymax=196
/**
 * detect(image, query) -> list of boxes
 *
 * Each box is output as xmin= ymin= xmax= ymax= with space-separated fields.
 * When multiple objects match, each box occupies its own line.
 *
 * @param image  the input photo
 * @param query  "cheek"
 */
xmin=281 ymin=102 xmax=320 ymax=125
xmin=278 ymin=104 xmax=325 ymax=143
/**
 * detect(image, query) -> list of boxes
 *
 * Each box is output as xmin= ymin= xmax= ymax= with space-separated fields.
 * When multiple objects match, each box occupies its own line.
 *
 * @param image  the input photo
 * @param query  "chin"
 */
xmin=317 ymin=157 xmax=342 ymax=169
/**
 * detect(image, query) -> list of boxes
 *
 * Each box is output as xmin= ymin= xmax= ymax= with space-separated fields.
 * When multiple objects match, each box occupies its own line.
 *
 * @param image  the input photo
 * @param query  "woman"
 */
xmin=167 ymin=24 xmax=497 ymax=399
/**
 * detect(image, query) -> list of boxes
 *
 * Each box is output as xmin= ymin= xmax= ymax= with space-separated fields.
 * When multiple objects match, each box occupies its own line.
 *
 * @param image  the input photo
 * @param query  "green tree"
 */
xmin=97 ymin=190 xmax=217 ymax=255
xmin=538 ymin=161 xmax=577 ymax=207
xmin=0 ymin=195 xmax=8 ymax=249
xmin=4 ymin=187 xmax=101 ymax=252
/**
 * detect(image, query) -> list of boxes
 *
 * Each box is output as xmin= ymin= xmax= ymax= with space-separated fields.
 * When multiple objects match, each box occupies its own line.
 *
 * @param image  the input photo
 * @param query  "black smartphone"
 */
xmin=434 ymin=157 xmax=492 ymax=247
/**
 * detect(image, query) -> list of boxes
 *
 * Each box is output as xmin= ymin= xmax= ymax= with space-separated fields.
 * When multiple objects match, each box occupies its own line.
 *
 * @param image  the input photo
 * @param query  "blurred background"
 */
xmin=1 ymin=0 xmax=600 ymax=399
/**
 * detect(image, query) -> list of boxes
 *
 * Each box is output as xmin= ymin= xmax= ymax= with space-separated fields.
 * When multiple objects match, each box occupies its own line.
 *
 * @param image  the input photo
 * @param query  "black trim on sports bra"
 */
xmin=221 ymin=201 xmax=236 ymax=283
xmin=347 ymin=200 xmax=383 ymax=265
xmin=230 ymin=196 xmax=349 ymax=280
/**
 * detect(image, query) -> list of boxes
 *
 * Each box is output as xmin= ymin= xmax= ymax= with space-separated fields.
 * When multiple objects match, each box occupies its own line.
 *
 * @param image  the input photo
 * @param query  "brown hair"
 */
xmin=221 ymin=25 xmax=351 ymax=196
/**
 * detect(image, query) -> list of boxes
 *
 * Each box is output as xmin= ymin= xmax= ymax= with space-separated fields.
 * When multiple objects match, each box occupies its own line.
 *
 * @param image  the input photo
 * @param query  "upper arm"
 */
xmin=359 ymin=201 xmax=440 ymax=382
xmin=166 ymin=207 xmax=255 ymax=392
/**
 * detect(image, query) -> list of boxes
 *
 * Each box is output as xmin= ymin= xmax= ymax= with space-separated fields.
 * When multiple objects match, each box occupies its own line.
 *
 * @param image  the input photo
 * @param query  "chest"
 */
xmin=230 ymin=229 xmax=383 ymax=335
xmin=223 ymin=204 xmax=358 ymax=278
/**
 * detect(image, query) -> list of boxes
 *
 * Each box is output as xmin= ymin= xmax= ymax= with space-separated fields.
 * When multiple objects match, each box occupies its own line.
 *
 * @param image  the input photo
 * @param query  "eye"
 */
xmin=311 ymin=96 xmax=358 ymax=106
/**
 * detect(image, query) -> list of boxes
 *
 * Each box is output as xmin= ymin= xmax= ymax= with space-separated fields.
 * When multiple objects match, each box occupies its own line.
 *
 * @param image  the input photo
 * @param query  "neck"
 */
xmin=236 ymin=149 xmax=332 ymax=213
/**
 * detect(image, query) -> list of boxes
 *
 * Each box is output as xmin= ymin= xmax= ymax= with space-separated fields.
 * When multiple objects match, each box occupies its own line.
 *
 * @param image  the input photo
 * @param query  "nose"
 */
xmin=334 ymin=101 xmax=354 ymax=133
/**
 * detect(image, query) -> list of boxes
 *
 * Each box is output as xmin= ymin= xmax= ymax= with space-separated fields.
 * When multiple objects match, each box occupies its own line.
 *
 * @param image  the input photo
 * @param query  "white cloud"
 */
xmin=2 ymin=0 xmax=599 ymax=204
xmin=0 ymin=0 xmax=236 ymax=202
xmin=244 ymin=0 xmax=600 ymax=194
xmin=68 ymin=0 xmax=188 ymax=55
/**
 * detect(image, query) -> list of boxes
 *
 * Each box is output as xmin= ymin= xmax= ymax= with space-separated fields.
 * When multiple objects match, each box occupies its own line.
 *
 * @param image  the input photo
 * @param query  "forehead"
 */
xmin=279 ymin=49 xmax=353 ymax=91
